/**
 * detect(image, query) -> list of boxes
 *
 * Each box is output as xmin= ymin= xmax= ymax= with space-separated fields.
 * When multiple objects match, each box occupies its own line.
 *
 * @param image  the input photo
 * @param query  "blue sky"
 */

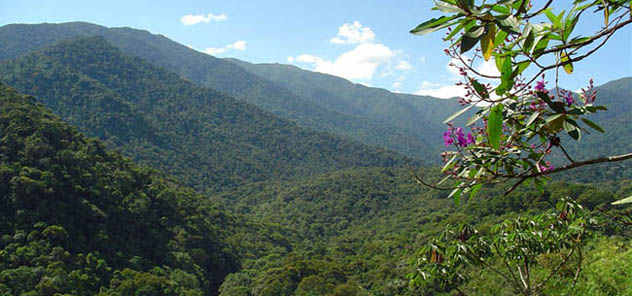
xmin=2 ymin=0 xmax=630 ymax=97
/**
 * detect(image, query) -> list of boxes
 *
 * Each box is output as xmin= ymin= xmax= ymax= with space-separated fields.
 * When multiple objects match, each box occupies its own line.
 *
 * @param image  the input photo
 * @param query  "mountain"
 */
xmin=0 ymin=82 xmax=239 ymax=295
xmin=548 ymin=77 xmax=632 ymax=163
xmin=0 ymin=22 xmax=457 ymax=160
xmin=225 ymin=58 xmax=464 ymax=135
xmin=211 ymin=165 xmax=632 ymax=295
xmin=0 ymin=36 xmax=412 ymax=193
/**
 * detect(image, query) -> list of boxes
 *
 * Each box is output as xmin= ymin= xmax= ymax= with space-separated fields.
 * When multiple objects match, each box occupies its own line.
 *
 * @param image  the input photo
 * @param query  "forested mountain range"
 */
xmin=225 ymin=59 xmax=463 ymax=143
xmin=2 ymin=22 xmax=628 ymax=164
xmin=0 ymin=22 xmax=457 ymax=160
xmin=0 ymin=83 xmax=240 ymax=294
xmin=3 ymin=80 xmax=628 ymax=294
xmin=0 ymin=36 xmax=412 ymax=193
xmin=0 ymin=20 xmax=631 ymax=296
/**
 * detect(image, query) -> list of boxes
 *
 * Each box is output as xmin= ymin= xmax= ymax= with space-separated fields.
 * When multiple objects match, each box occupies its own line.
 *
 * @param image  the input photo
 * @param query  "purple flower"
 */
xmin=538 ymin=161 xmax=554 ymax=172
xmin=564 ymin=91 xmax=574 ymax=106
xmin=456 ymin=128 xmax=468 ymax=147
xmin=444 ymin=127 xmax=475 ymax=147
xmin=534 ymin=80 xmax=546 ymax=92
xmin=466 ymin=133 xmax=475 ymax=146
xmin=443 ymin=130 xmax=454 ymax=147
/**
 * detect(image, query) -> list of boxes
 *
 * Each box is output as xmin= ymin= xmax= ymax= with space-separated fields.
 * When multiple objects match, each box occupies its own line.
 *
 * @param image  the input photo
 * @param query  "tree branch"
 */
xmin=410 ymin=168 xmax=458 ymax=191
xmin=523 ymin=151 xmax=632 ymax=179
xmin=538 ymin=17 xmax=632 ymax=57
xmin=537 ymin=248 xmax=575 ymax=290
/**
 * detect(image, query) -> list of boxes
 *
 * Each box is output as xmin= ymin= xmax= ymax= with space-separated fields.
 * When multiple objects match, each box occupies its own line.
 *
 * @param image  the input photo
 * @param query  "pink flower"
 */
xmin=467 ymin=133 xmax=475 ymax=146
xmin=443 ymin=130 xmax=454 ymax=147
xmin=538 ymin=161 xmax=554 ymax=172
xmin=564 ymin=91 xmax=574 ymax=106
xmin=534 ymin=80 xmax=546 ymax=92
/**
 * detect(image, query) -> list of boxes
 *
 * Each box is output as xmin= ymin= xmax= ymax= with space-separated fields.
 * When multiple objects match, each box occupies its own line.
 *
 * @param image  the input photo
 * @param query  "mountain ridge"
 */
xmin=0 ymin=22 xmax=453 ymax=160
xmin=0 ymin=35 xmax=413 ymax=193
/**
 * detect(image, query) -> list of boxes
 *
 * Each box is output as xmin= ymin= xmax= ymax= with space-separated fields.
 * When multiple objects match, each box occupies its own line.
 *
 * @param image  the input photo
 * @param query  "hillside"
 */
xmin=210 ymin=164 xmax=632 ymax=295
xmin=226 ymin=58 xmax=464 ymax=137
xmin=0 ymin=82 xmax=239 ymax=295
xmin=0 ymin=22 xmax=449 ymax=160
xmin=0 ymin=36 xmax=412 ymax=193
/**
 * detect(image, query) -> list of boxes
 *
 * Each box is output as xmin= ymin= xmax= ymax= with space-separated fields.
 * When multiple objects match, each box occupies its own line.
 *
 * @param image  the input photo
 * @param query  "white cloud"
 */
xmin=476 ymin=58 xmax=500 ymax=77
xmin=181 ymin=13 xmax=227 ymax=26
xmin=287 ymin=56 xmax=295 ymax=62
xmin=414 ymin=80 xmax=466 ymax=99
xmin=292 ymin=43 xmax=393 ymax=81
xmin=392 ymin=82 xmax=403 ymax=89
xmin=329 ymin=21 xmax=375 ymax=44
xmin=203 ymin=40 xmax=246 ymax=56
xmin=396 ymin=61 xmax=413 ymax=71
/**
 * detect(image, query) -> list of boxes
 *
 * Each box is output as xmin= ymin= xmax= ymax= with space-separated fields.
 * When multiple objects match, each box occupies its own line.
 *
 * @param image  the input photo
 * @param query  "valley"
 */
xmin=0 ymin=18 xmax=631 ymax=296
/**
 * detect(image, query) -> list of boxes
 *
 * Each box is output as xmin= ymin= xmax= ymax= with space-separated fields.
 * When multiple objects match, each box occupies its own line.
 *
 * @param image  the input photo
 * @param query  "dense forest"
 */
xmin=0 ymin=83 xmax=240 ymax=294
xmin=0 ymin=36 xmax=412 ymax=193
xmin=0 ymin=20 xmax=631 ymax=296
xmin=0 ymin=22 xmax=458 ymax=160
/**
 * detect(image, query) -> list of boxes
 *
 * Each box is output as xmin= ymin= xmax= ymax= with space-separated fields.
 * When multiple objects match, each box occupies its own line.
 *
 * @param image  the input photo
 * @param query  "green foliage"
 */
xmin=413 ymin=0 xmax=632 ymax=199
xmin=0 ymin=36 xmax=412 ymax=193
xmin=411 ymin=198 xmax=592 ymax=294
xmin=0 ymin=22 xmax=463 ymax=160
xmin=0 ymin=20 xmax=631 ymax=296
xmin=0 ymin=83 xmax=239 ymax=295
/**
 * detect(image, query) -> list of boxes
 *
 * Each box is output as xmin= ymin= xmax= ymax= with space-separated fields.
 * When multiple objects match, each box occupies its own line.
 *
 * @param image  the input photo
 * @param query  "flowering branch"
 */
xmin=410 ymin=0 xmax=632 ymax=202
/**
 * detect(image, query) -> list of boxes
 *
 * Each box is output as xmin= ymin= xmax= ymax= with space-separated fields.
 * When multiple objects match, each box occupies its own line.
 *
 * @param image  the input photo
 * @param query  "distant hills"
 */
xmin=0 ymin=22 xmax=629 ymax=183
xmin=0 ymin=36 xmax=411 ymax=193
xmin=0 ymin=21 xmax=631 ymax=296
xmin=0 ymin=22 xmax=463 ymax=160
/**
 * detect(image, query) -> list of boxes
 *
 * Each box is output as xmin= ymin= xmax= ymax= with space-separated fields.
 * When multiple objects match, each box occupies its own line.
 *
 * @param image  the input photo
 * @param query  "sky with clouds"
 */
xmin=1 ymin=0 xmax=630 ymax=98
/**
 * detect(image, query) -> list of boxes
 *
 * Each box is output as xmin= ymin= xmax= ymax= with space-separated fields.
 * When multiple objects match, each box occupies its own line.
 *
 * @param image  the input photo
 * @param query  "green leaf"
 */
xmin=490 ymin=4 xmax=510 ymax=14
xmin=563 ymin=120 xmax=581 ymax=141
xmin=545 ymin=113 xmax=565 ymax=123
xmin=581 ymin=118 xmax=605 ymax=133
xmin=449 ymin=187 xmax=463 ymax=206
xmin=496 ymin=56 xmax=513 ymax=94
xmin=435 ymin=0 xmax=466 ymax=13
xmin=461 ymin=35 xmax=479 ymax=53
xmin=495 ymin=29 xmax=509 ymax=46
xmin=466 ymin=110 xmax=486 ymax=126
xmin=437 ymin=175 xmax=451 ymax=185
xmin=444 ymin=21 xmax=466 ymax=41
xmin=612 ymin=195 xmax=632 ymax=205
xmin=495 ymin=15 xmax=521 ymax=34
xmin=532 ymin=37 xmax=550 ymax=57
xmin=495 ymin=56 xmax=505 ymax=73
xmin=513 ymin=60 xmax=531 ymax=77
xmin=522 ymin=30 xmax=535 ymax=53
xmin=525 ymin=111 xmax=540 ymax=127
xmin=444 ymin=104 xmax=474 ymax=123
xmin=537 ymin=92 xmax=565 ymax=113
xmin=441 ymin=154 xmax=459 ymax=173
xmin=563 ymin=14 xmax=579 ymax=41
xmin=469 ymin=183 xmax=482 ymax=199
xmin=544 ymin=8 xmax=557 ymax=24
xmin=470 ymin=78 xmax=489 ymax=98
xmin=480 ymin=24 xmax=496 ymax=61
xmin=487 ymin=104 xmax=504 ymax=150
xmin=545 ymin=114 xmax=566 ymax=133
xmin=461 ymin=26 xmax=485 ymax=54
xmin=410 ymin=15 xmax=460 ymax=35
xmin=561 ymin=51 xmax=574 ymax=74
